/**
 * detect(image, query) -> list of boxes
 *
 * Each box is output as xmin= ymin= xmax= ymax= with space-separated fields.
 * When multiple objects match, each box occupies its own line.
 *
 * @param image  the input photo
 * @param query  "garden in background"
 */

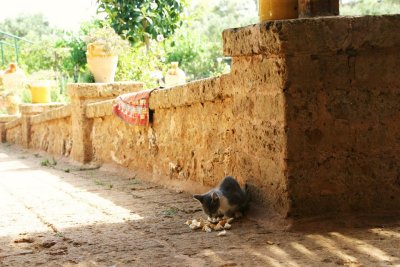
xmin=0 ymin=0 xmax=399 ymax=110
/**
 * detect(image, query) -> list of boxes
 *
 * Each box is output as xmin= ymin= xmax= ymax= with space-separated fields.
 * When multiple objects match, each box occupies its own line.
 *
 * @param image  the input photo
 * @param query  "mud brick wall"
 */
xmin=224 ymin=15 xmax=400 ymax=216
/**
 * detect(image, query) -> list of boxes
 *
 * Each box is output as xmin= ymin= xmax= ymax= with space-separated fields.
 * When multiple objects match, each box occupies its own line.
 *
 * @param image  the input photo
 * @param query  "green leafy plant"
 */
xmin=96 ymin=0 xmax=185 ymax=48
xmin=55 ymin=34 xmax=87 ymax=82
xmin=115 ymin=43 xmax=165 ymax=88
xmin=40 ymin=157 xmax=57 ymax=167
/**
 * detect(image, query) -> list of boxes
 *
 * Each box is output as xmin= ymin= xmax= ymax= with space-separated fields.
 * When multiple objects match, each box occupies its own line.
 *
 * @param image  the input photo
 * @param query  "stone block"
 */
xmin=223 ymin=15 xmax=400 ymax=57
xmin=19 ymin=103 xmax=65 ymax=116
xmin=68 ymin=82 xmax=144 ymax=100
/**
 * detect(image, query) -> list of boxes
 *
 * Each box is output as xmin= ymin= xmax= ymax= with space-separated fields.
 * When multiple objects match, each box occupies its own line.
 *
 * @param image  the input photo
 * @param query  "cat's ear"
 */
xmin=193 ymin=194 xmax=204 ymax=203
xmin=211 ymin=192 xmax=219 ymax=202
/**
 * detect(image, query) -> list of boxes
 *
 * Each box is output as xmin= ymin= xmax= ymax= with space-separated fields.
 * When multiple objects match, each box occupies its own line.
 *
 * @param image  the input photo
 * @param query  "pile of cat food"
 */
xmin=185 ymin=217 xmax=234 ymax=236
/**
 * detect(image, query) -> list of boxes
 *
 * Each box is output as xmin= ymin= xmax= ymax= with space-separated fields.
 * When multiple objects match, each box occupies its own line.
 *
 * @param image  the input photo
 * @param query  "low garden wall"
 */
xmin=86 ymin=75 xmax=286 ymax=214
xmin=30 ymin=106 xmax=72 ymax=156
xmin=4 ymin=118 xmax=22 ymax=146
xmin=2 ymin=15 xmax=400 ymax=218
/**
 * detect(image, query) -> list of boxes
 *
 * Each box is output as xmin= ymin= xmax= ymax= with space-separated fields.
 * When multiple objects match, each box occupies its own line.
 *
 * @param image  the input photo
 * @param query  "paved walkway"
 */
xmin=1 ymin=143 xmax=400 ymax=267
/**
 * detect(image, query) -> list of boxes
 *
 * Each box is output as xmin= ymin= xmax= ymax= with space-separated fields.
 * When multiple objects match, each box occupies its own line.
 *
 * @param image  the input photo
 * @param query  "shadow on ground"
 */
xmin=1 ymin=144 xmax=400 ymax=266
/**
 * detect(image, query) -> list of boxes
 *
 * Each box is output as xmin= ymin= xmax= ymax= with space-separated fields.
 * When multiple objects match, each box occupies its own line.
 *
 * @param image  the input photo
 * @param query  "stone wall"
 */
xmin=3 ymin=15 xmax=400 ymax=218
xmin=4 ymin=118 xmax=22 ymax=146
xmin=30 ymin=106 xmax=72 ymax=156
xmin=224 ymin=15 xmax=400 ymax=216
xmin=282 ymin=16 xmax=400 ymax=216
xmin=0 ymin=115 xmax=19 ymax=143
xmin=85 ymin=69 xmax=288 ymax=214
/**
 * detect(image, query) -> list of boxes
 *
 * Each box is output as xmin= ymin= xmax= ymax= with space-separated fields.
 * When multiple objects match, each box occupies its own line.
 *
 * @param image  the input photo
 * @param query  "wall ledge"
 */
xmin=19 ymin=103 xmax=65 ymax=116
xmin=223 ymin=15 xmax=400 ymax=57
xmin=86 ymin=99 xmax=115 ymax=118
xmin=5 ymin=118 xmax=22 ymax=130
xmin=0 ymin=114 xmax=20 ymax=123
xmin=31 ymin=105 xmax=72 ymax=125
xmin=149 ymin=75 xmax=229 ymax=109
xmin=68 ymin=82 xmax=144 ymax=100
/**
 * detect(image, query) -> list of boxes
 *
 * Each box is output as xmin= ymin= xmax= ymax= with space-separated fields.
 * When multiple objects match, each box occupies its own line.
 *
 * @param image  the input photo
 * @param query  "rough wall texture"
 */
xmin=68 ymin=82 xmax=143 ymax=163
xmin=30 ymin=106 xmax=72 ymax=156
xmin=4 ymin=15 xmax=400 ymax=218
xmin=5 ymin=119 xmax=22 ymax=146
xmin=88 ymin=74 xmax=288 ymax=214
xmin=0 ymin=115 xmax=19 ymax=143
xmin=281 ymin=16 xmax=400 ymax=216
xmin=224 ymin=15 xmax=400 ymax=216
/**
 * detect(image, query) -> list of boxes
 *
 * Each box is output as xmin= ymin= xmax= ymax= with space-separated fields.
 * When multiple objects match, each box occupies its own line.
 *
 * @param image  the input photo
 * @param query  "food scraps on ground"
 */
xmin=217 ymin=230 xmax=227 ymax=237
xmin=185 ymin=217 xmax=234 ymax=234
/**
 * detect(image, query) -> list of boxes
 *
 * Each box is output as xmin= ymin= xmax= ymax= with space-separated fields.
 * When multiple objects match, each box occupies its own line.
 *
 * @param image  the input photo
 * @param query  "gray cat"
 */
xmin=193 ymin=176 xmax=249 ymax=219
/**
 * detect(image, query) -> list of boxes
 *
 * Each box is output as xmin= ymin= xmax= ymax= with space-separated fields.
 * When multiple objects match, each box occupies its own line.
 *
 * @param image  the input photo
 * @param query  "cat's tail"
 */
xmin=240 ymin=182 xmax=251 ymax=213
xmin=244 ymin=183 xmax=251 ymax=200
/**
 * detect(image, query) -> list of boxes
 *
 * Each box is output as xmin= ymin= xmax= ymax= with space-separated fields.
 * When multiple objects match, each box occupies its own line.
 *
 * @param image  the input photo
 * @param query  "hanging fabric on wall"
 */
xmin=112 ymin=89 xmax=156 ymax=127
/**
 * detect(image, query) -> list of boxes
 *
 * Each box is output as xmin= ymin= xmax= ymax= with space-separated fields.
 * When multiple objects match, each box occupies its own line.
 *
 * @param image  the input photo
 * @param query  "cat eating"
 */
xmin=193 ymin=176 xmax=249 ymax=220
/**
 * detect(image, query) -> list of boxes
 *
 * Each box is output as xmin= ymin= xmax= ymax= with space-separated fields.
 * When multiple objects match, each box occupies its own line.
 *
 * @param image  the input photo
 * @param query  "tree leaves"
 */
xmin=96 ymin=0 xmax=185 ymax=46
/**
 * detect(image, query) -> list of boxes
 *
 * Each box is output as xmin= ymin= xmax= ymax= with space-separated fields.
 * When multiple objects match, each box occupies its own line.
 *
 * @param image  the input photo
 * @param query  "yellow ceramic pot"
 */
xmin=259 ymin=0 xmax=298 ymax=22
xmin=29 ymin=81 xmax=51 ymax=103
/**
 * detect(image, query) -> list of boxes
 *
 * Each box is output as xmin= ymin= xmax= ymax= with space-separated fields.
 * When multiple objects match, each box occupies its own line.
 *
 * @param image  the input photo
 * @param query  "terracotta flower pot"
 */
xmin=258 ymin=0 xmax=298 ymax=22
xmin=86 ymin=43 xmax=118 ymax=83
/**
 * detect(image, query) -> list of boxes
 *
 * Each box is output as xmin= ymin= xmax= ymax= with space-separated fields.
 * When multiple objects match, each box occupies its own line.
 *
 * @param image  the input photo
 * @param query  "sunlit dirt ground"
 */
xmin=1 ymin=143 xmax=400 ymax=267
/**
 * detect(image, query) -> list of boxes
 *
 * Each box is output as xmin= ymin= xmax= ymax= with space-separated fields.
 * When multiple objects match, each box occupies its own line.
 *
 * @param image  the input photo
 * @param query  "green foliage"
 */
xmin=160 ymin=0 xmax=256 ymax=81
xmin=115 ymin=43 xmax=165 ymax=88
xmin=19 ymin=36 xmax=62 ymax=73
xmin=341 ymin=0 xmax=400 ymax=15
xmin=40 ymin=158 xmax=57 ymax=167
xmin=96 ymin=0 xmax=185 ymax=46
xmin=1 ymin=0 xmax=258 ymax=100
xmin=165 ymin=30 xmax=229 ymax=81
xmin=83 ymin=25 xmax=130 ymax=55
xmin=0 ymin=13 xmax=53 ymax=38
xmin=55 ymin=34 xmax=87 ymax=82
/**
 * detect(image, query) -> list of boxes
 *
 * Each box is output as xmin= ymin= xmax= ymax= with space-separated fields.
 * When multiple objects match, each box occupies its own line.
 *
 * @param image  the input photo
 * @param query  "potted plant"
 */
xmin=84 ymin=26 xmax=130 ymax=83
